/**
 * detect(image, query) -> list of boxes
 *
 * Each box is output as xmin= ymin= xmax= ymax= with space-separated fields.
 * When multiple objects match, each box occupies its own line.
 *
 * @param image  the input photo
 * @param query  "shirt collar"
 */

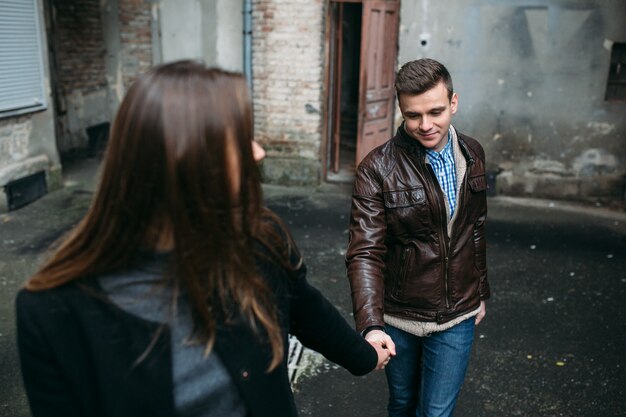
xmin=425 ymin=128 xmax=453 ymax=160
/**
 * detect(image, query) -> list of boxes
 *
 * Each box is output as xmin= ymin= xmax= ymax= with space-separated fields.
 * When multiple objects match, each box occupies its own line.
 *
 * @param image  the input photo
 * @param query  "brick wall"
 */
xmin=119 ymin=0 xmax=153 ymax=89
xmin=252 ymin=0 xmax=326 ymax=184
xmin=53 ymin=0 xmax=107 ymax=94
xmin=50 ymin=0 xmax=153 ymax=153
xmin=52 ymin=0 xmax=154 ymax=98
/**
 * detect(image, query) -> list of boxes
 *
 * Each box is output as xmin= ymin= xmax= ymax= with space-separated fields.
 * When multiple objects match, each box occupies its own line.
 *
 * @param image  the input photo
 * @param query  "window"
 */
xmin=605 ymin=43 xmax=626 ymax=101
xmin=0 ymin=0 xmax=48 ymax=118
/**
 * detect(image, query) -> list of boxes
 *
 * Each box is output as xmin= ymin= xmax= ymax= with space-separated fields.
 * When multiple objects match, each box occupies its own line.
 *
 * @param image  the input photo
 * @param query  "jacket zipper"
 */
xmin=440 ymin=139 xmax=476 ymax=314
xmin=425 ymin=164 xmax=451 ymax=310
xmin=413 ymin=137 xmax=477 ymax=321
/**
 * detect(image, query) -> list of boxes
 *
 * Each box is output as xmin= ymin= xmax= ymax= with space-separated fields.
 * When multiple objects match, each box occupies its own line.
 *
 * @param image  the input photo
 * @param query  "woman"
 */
xmin=16 ymin=60 xmax=390 ymax=417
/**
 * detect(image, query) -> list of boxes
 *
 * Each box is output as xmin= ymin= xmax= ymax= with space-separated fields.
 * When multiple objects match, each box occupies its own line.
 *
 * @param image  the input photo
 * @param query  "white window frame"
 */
xmin=0 ymin=0 xmax=48 ymax=118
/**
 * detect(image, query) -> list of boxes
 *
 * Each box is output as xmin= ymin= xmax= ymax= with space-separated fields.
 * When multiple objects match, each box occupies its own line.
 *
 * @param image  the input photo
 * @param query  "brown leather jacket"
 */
xmin=346 ymin=125 xmax=490 ymax=332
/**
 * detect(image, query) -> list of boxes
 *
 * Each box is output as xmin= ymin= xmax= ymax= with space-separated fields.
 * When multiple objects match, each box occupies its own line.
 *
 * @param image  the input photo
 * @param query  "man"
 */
xmin=346 ymin=58 xmax=490 ymax=417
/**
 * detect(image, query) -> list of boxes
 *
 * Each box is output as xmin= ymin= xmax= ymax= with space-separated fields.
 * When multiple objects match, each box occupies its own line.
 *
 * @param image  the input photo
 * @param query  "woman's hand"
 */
xmin=368 ymin=339 xmax=392 ymax=370
xmin=365 ymin=330 xmax=396 ymax=370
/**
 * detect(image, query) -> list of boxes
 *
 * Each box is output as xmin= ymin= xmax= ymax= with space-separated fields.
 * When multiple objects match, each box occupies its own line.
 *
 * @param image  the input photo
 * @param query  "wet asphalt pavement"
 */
xmin=1 ymin=157 xmax=625 ymax=417
xmin=268 ymin=189 xmax=626 ymax=417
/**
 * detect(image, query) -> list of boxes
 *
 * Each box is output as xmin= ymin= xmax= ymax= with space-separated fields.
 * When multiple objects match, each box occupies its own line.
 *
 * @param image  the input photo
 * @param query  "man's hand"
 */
xmin=475 ymin=300 xmax=486 ymax=325
xmin=365 ymin=329 xmax=396 ymax=357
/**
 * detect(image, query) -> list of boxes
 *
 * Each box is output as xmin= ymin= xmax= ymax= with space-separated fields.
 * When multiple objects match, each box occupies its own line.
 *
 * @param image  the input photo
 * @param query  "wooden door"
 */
xmin=356 ymin=0 xmax=399 ymax=166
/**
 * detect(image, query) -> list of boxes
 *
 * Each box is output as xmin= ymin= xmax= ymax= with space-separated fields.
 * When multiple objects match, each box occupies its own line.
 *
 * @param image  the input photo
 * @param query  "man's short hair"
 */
xmin=395 ymin=58 xmax=454 ymax=101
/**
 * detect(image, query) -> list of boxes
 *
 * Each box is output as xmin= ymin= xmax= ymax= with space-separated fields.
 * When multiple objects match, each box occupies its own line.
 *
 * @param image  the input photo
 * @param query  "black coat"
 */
xmin=17 ymin=247 xmax=377 ymax=417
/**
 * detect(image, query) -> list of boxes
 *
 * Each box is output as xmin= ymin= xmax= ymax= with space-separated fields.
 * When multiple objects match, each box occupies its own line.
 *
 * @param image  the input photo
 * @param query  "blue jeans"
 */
xmin=384 ymin=318 xmax=475 ymax=417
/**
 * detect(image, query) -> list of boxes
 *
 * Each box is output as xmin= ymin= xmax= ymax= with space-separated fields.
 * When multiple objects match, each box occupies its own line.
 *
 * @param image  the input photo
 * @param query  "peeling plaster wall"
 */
xmin=398 ymin=0 xmax=626 ymax=202
xmin=0 ymin=113 xmax=59 ymax=193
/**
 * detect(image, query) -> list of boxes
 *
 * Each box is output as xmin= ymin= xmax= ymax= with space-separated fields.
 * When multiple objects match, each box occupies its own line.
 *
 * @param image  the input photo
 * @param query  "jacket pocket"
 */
xmin=468 ymin=174 xmax=487 ymax=193
xmin=383 ymin=187 xmax=430 ymax=236
xmin=389 ymin=246 xmax=412 ymax=298
xmin=383 ymin=187 xmax=426 ymax=208
xmin=385 ymin=245 xmax=440 ymax=309
xmin=466 ymin=174 xmax=487 ymax=225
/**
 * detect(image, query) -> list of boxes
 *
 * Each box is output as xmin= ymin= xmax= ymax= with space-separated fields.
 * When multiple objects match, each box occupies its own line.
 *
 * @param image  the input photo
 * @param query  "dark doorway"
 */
xmin=327 ymin=2 xmax=362 ymax=182
xmin=325 ymin=0 xmax=400 ymax=182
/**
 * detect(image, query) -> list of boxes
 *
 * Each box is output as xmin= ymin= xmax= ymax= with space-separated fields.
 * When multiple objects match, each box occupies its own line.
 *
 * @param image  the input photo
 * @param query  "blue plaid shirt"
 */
xmin=425 ymin=130 xmax=457 ymax=219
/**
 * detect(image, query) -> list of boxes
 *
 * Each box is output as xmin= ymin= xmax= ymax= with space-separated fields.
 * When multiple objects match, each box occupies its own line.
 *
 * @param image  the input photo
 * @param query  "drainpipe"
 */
xmin=243 ymin=0 xmax=253 ymax=91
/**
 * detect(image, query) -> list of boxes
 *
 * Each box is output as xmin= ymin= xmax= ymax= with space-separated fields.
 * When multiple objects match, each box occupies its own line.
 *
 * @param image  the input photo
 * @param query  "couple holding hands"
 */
xmin=17 ymin=58 xmax=488 ymax=417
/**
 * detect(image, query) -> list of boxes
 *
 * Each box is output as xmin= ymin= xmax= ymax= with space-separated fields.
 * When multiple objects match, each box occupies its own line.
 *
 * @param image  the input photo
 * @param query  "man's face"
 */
xmin=398 ymin=81 xmax=458 ymax=152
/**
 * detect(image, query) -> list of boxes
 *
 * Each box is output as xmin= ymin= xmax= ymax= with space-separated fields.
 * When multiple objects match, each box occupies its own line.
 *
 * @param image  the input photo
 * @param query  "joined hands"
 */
xmin=365 ymin=329 xmax=396 ymax=370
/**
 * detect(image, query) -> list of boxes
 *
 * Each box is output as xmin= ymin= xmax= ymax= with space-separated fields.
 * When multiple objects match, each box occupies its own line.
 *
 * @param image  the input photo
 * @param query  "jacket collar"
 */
xmin=394 ymin=122 xmax=474 ymax=166
xmin=393 ymin=123 xmax=420 ymax=155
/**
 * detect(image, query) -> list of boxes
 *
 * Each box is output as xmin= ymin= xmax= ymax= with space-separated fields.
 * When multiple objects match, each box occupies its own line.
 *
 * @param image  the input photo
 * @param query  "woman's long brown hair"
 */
xmin=26 ymin=60 xmax=287 ymax=370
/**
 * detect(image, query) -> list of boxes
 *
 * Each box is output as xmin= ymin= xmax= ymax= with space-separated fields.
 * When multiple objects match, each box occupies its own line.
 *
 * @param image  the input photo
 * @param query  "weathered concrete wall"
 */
xmin=398 ymin=0 xmax=626 ymax=203
xmin=158 ymin=0 xmax=243 ymax=71
xmin=0 ymin=0 xmax=61 ymax=211
xmin=252 ymin=0 xmax=325 ymax=185
xmin=213 ymin=0 xmax=244 ymax=71
xmin=159 ymin=0 xmax=203 ymax=62
xmin=0 ymin=114 xmax=61 ymax=201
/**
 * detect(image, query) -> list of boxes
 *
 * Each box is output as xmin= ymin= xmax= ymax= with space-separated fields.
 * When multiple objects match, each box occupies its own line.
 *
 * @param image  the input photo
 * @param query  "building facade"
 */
xmin=0 ymin=0 xmax=155 ymax=211
xmin=0 ymin=0 xmax=242 ymax=211
xmin=397 ymin=0 xmax=626 ymax=202
xmin=253 ymin=0 xmax=626 ymax=203
xmin=1 ymin=0 xmax=625 ymax=211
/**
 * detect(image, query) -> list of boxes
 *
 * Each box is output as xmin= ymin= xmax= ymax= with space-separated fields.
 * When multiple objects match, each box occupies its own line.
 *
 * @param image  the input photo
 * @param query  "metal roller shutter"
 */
xmin=0 ymin=0 xmax=47 ymax=117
